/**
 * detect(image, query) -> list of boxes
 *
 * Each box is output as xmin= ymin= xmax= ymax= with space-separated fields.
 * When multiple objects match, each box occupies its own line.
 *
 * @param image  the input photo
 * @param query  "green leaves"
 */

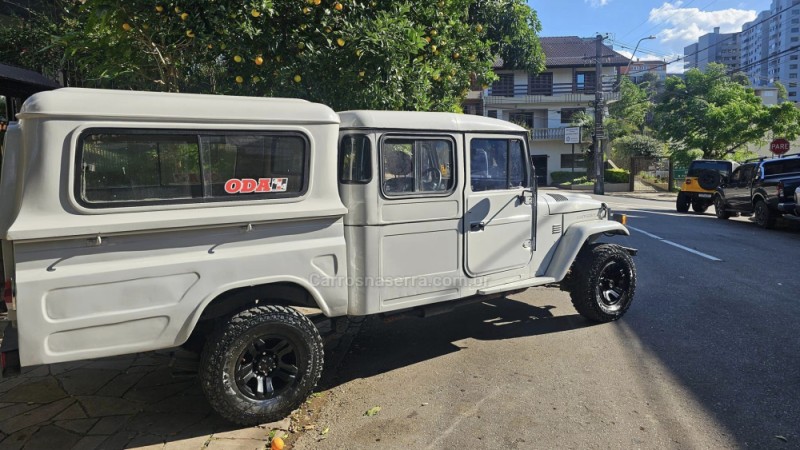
xmin=8 ymin=0 xmax=543 ymax=112
xmin=653 ymin=63 xmax=800 ymax=160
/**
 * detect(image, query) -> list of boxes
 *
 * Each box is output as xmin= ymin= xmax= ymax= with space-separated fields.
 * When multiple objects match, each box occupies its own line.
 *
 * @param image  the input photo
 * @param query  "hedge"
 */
xmin=604 ymin=168 xmax=630 ymax=183
xmin=549 ymin=169 xmax=629 ymax=185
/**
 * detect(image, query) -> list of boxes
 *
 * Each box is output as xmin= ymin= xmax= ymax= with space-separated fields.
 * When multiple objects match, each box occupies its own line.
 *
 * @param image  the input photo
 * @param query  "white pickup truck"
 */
xmin=0 ymin=88 xmax=636 ymax=424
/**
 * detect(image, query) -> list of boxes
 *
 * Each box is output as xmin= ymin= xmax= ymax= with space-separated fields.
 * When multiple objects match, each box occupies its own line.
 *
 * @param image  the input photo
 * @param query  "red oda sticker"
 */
xmin=224 ymin=178 xmax=288 ymax=194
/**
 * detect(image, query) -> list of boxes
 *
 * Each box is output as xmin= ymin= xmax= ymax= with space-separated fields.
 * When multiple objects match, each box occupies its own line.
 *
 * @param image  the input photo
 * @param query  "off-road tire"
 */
xmin=676 ymin=191 xmax=690 ymax=213
xmin=199 ymin=305 xmax=323 ymax=425
xmin=714 ymin=195 xmax=730 ymax=220
xmin=691 ymin=199 xmax=709 ymax=213
xmin=567 ymin=243 xmax=636 ymax=323
xmin=754 ymin=199 xmax=777 ymax=229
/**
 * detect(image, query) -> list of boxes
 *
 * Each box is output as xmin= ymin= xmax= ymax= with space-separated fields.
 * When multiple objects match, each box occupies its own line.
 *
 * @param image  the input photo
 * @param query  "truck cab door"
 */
xmin=464 ymin=135 xmax=533 ymax=277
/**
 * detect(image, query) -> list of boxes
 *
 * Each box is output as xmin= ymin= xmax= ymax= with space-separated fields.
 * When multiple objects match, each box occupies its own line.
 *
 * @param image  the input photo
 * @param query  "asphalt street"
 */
xmin=294 ymin=195 xmax=800 ymax=449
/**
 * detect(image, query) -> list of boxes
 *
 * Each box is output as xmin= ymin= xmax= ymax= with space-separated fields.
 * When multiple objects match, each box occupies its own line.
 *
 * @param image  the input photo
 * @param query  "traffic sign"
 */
xmin=770 ymin=138 xmax=790 ymax=155
xmin=564 ymin=127 xmax=581 ymax=144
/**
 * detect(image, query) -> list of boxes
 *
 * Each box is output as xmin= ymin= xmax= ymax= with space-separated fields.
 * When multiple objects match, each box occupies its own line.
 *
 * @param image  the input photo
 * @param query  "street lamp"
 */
xmin=624 ymin=35 xmax=657 ymax=77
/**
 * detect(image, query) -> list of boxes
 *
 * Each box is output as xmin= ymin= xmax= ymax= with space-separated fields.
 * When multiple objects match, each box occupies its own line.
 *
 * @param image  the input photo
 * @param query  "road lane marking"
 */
xmin=627 ymin=225 xmax=722 ymax=262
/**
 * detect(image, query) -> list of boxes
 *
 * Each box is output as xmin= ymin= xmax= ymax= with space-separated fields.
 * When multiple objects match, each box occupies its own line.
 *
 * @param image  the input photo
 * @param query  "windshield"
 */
xmin=688 ymin=161 xmax=732 ymax=177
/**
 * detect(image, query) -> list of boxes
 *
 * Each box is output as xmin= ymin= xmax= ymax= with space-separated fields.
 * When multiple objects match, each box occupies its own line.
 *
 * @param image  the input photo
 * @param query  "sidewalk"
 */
xmin=0 ymin=316 xmax=362 ymax=450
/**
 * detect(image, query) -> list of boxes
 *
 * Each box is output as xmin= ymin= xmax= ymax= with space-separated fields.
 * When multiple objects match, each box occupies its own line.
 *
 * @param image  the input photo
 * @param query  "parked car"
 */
xmin=0 ymin=88 xmax=637 ymax=425
xmin=676 ymin=159 xmax=738 ymax=213
xmin=714 ymin=154 xmax=800 ymax=228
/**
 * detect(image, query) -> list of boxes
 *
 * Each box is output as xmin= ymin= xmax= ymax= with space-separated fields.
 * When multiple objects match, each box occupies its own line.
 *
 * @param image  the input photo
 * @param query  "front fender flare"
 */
xmin=544 ymin=221 xmax=630 ymax=282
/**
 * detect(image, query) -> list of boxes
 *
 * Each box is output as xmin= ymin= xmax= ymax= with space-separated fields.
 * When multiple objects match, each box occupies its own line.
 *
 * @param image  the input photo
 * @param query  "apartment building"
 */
xmin=684 ymin=0 xmax=800 ymax=103
xmin=683 ymin=27 xmax=740 ymax=72
xmin=476 ymin=36 xmax=628 ymax=186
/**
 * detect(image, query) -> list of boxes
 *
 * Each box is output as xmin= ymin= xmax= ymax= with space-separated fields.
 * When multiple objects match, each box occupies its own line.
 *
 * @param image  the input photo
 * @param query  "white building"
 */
xmin=475 ymin=36 xmax=628 ymax=185
xmin=683 ymin=27 xmax=740 ymax=73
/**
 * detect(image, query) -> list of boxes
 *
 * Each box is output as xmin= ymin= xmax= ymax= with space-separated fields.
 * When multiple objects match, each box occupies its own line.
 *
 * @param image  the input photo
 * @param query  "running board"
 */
xmin=477 ymin=277 xmax=557 ymax=295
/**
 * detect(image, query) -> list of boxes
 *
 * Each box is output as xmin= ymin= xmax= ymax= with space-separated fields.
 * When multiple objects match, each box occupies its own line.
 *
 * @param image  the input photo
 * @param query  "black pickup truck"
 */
xmin=714 ymin=154 xmax=800 ymax=228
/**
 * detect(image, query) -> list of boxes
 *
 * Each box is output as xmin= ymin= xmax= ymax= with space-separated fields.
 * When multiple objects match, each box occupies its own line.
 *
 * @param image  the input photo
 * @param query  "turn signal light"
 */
xmin=613 ymin=214 xmax=627 ymax=225
xmin=3 ymin=278 xmax=13 ymax=308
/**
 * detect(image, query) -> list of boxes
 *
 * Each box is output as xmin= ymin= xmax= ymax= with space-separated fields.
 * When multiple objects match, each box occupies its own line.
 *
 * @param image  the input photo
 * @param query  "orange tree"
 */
xmin=55 ymin=0 xmax=543 ymax=111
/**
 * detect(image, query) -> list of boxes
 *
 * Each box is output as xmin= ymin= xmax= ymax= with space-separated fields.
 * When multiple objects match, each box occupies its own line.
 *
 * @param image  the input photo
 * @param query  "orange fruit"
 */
xmin=251 ymin=9 xmax=261 ymax=17
xmin=234 ymin=55 xmax=243 ymax=63
xmin=174 ymin=6 xmax=181 ymax=13
xmin=430 ymin=45 xmax=437 ymax=52
xmin=453 ymin=52 xmax=460 ymax=59
xmin=313 ymin=0 xmax=321 ymax=5
xmin=185 ymin=30 xmax=195 ymax=38
xmin=180 ymin=12 xmax=188 ymax=20
xmin=297 ymin=42 xmax=305 ymax=49
xmin=303 ymin=6 xmax=311 ymax=14
xmin=235 ymin=76 xmax=244 ymax=83
xmin=425 ymin=36 xmax=431 ymax=43
xmin=359 ymin=70 xmax=365 ymax=77
xmin=476 ymin=24 xmax=483 ymax=32
xmin=207 ymin=44 xmax=213 ymax=49
xmin=253 ymin=76 xmax=261 ymax=82
xmin=430 ymin=29 xmax=438 ymax=36
xmin=337 ymin=38 xmax=345 ymax=47
xmin=334 ymin=2 xmax=343 ymax=11
xmin=294 ymin=74 xmax=302 ymax=83
xmin=271 ymin=437 xmax=285 ymax=450
xmin=122 ymin=23 xmax=131 ymax=31
xmin=155 ymin=5 xmax=163 ymax=12
xmin=255 ymin=56 xmax=264 ymax=65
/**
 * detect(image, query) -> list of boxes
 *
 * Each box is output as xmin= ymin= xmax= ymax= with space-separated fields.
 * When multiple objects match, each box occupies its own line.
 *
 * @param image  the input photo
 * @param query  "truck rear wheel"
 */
xmin=691 ymin=199 xmax=709 ymax=213
xmin=567 ymin=244 xmax=636 ymax=323
xmin=199 ymin=305 xmax=323 ymax=425
xmin=676 ymin=191 xmax=690 ymax=212
xmin=754 ymin=199 xmax=777 ymax=229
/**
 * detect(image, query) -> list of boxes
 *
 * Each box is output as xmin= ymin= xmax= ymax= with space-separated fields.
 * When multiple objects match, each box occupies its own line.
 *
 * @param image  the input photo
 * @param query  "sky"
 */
xmin=527 ymin=0 xmax=773 ymax=73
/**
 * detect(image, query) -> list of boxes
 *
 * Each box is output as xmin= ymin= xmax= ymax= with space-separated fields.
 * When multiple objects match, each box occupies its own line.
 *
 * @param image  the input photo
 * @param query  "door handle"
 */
xmin=470 ymin=222 xmax=486 ymax=232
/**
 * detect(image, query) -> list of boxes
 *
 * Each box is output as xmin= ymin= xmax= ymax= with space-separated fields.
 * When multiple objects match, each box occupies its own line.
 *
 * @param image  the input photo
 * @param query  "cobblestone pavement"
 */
xmin=0 ymin=316 xmax=361 ymax=450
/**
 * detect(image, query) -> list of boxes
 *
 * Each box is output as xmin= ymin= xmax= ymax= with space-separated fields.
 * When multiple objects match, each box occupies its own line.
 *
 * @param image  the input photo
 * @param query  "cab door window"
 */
xmin=381 ymin=138 xmax=454 ymax=196
xmin=470 ymin=138 xmax=528 ymax=191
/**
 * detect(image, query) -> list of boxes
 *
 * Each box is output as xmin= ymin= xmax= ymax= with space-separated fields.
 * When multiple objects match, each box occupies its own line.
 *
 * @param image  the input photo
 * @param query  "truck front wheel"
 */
xmin=567 ymin=244 xmax=637 ymax=323
xmin=199 ymin=305 xmax=324 ymax=425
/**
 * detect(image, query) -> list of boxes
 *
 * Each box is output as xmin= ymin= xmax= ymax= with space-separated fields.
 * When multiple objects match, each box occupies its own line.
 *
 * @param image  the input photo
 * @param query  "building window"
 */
xmin=560 ymin=153 xmax=587 ymax=169
xmin=487 ymin=110 xmax=498 ymax=119
xmin=528 ymin=72 xmax=553 ymax=95
xmin=789 ymin=92 xmax=797 ymax=97
xmin=574 ymin=71 xmax=596 ymax=93
xmin=490 ymin=74 xmax=515 ymax=97
xmin=560 ymin=108 xmax=585 ymax=124
xmin=509 ymin=112 xmax=534 ymax=129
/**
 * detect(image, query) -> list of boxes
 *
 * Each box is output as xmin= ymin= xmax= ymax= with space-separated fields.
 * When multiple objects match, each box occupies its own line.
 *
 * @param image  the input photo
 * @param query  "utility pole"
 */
xmin=593 ymin=34 xmax=605 ymax=195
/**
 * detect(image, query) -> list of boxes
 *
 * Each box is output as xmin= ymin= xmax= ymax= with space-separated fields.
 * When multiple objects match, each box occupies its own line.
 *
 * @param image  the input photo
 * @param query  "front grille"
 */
xmin=552 ymin=224 xmax=562 ymax=234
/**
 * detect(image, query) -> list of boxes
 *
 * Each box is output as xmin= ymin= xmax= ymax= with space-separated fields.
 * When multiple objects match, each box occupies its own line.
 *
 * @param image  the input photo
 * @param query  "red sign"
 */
xmin=770 ymin=138 xmax=790 ymax=155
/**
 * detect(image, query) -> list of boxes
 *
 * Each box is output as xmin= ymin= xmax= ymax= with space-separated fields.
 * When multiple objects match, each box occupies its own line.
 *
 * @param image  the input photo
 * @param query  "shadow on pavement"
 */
xmin=318 ymin=297 xmax=589 ymax=390
xmin=0 ymin=298 xmax=583 ymax=449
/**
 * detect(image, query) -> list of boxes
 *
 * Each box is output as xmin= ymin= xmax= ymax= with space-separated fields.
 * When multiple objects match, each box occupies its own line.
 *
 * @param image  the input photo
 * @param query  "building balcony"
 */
xmin=485 ymin=82 xmax=619 ymax=105
xmin=529 ymin=127 xmax=591 ymax=142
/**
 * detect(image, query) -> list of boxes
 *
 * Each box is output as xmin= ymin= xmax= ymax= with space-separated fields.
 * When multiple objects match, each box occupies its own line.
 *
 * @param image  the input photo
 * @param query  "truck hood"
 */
xmin=540 ymin=191 xmax=603 ymax=215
